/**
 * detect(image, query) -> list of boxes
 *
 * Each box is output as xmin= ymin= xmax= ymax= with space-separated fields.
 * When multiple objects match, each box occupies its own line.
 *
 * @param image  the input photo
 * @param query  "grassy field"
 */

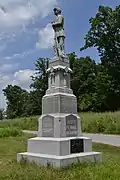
xmin=81 ymin=111 xmax=120 ymax=134
xmin=1 ymin=111 xmax=120 ymax=134
xmin=0 ymin=116 xmax=38 ymax=131
xmin=0 ymin=134 xmax=120 ymax=180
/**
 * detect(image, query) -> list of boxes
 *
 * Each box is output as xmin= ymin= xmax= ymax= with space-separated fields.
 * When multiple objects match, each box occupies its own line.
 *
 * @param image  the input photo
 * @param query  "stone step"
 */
xmin=17 ymin=151 xmax=102 ymax=167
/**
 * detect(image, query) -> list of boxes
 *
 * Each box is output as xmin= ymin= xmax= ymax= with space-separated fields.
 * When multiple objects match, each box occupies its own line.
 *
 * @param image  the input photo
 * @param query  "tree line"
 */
xmin=1 ymin=5 xmax=120 ymax=119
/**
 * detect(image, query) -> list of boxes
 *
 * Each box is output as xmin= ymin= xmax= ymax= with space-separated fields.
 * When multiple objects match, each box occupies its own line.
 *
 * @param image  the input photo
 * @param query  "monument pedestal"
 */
xmin=17 ymin=57 xmax=102 ymax=167
xmin=17 ymin=136 xmax=101 ymax=167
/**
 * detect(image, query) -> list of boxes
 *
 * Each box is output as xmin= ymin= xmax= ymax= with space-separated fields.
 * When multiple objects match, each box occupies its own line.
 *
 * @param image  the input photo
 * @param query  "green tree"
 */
xmin=30 ymin=58 xmax=49 ymax=97
xmin=3 ymin=85 xmax=29 ymax=119
xmin=68 ymin=52 xmax=77 ymax=70
xmin=3 ymin=58 xmax=49 ymax=118
xmin=23 ymin=90 xmax=42 ymax=116
xmin=81 ymin=5 xmax=120 ymax=71
xmin=81 ymin=5 xmax=120 ymax=111
xmin=0 ymin=109 xmax=3 ymax=120
xmin=91 ymin=64 xmax=112 ymax=111
xmin=69 ymin=53 xmax=97 ymax=111
xmin=29 ymin=58 xmax=49 ymax=115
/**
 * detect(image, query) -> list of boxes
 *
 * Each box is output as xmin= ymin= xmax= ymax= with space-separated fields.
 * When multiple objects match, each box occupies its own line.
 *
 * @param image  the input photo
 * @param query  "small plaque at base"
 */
xmin=70 ymin=139 xmax=84 ymax=154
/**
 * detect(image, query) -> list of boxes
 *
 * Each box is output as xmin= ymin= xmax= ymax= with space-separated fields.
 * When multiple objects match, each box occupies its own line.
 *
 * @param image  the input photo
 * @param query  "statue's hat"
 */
xmin=53 ymin=7 xmax=61 ymax=13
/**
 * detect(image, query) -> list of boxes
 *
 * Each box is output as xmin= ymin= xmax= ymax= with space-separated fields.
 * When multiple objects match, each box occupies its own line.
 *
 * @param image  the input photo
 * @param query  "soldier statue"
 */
xmin=51 ymin=7 xmax=66 ymax=59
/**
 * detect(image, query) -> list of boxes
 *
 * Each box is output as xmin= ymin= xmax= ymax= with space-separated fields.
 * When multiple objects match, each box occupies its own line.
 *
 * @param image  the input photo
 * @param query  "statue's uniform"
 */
xmin=52 ymin=14 xmax=65 ymax=57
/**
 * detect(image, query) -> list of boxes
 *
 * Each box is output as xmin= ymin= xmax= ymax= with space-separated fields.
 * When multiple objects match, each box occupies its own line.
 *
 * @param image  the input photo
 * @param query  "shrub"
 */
xmin=0 ymin=116 xmax=38 ymax=131
xmin=81 ymin=111 xmax=120 ymax=134
xmin=0 ymin=127 xmax=22 ymax=138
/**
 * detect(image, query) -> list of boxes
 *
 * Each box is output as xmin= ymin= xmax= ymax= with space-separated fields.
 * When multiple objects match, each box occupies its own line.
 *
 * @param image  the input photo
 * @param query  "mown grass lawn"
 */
xmin=0 ymin=134 xmax=120 ymax=180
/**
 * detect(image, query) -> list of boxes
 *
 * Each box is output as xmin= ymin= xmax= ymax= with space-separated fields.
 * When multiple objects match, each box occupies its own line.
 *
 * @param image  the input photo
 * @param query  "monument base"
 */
xmin=17 ymin=136 xmax=102 ymax=168
xmin=17 ymin=152 xmax=101 ymax=168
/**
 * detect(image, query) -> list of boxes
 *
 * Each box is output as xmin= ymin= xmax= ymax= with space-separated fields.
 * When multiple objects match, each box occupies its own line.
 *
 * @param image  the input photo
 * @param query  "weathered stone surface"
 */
xmin=46 ymin=87 xmax=73 ymax=95
xmin=27 ymin=137 xmax=92 ymax=156
xmin=38 ymin=114 xmax=81 ymax=138
xmin=49 ymin=57 xmax=69 ymax=68
xmin=17 ymin=55 xmax=102 ymax=167
xmin=42 ymin=93 xmax=77 ymax=114
xmin=17 ymin=152 xmax=102 ymax=168
xmin=42 ymin=115 xmax=54 ymax=137
xmin=66 ymin=115 xmax=78 ymax=137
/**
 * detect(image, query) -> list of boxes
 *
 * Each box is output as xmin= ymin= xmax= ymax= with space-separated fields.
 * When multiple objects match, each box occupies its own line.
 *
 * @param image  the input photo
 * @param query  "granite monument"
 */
xmin=17 ymin=7 xmax=102 ymax=167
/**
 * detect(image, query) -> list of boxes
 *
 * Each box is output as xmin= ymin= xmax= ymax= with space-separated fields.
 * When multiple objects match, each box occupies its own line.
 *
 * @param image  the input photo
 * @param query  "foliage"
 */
xmin=81 ymin=111 xmax=120 ymax=134
xmin=0 ymin=116 xmax=38 ymax=131
xmin=69 ymin=53 xmax=97 ymax=111
xmin=3 ymin=85 xmax=29 ymax=119
xmin=23 ymin=91 xmax=42 ymax=117
xmin=0 ymin=135 xmax=120 ymax=179
xmin=0 ymin=127 xmax=22 ymax=137
xmin=69 ymin=53 xmax=113 ymax=112
xmin=0 ymin=109 xmax=4 ymax=120
xmin=30 ymin=57 xmax=49 ymax=96
xmin=23 ymin=58 xmax=49 ymax=116
xmin=81 ymin=5 xmax=120 ymax=111
xmin=25 ymin=58 xmax=49 ymax=116
xmin=81 ymin=5 xmax=120 ymax=70
xmin=3 ymin=58 xmax=49 ymax=118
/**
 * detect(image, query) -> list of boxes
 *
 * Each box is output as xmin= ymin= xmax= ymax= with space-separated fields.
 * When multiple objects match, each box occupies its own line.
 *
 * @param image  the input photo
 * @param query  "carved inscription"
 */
xmin=60 ymin=96 xmax=77 ymax=113
xmin=42 ymin=116 xmax=54 ymax=137
xmin=43 ymin=96 xmax=59 ymax=114
xmin=66 ymin=115 xmax=78 ymax=137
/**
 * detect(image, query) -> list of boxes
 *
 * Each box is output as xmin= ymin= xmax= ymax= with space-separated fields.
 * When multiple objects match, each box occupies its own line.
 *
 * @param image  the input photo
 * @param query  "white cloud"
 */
xmin=0 ymin=63 xmax=19 ymax=73
xmin=0 ymin=44 xmax=7 ymax=52
xmin=36 ymin=23 xmax=54 ymax=49
xmin=13 ymin=69 xmax=35 ymax=87
xmin=0 ymin=0 xmax=58 ymax=52
xmin=4 ymin=49 xmax=36 ymax=60
xmin=0 ymin=68 xmax=35 ymax=109
xmin=0 ymin=0 xmax=57 ymax=28
xmin=0 ymin=0 xmax=59 ymax=108
xmin=0 ymin=75 xmax=12 ymax=109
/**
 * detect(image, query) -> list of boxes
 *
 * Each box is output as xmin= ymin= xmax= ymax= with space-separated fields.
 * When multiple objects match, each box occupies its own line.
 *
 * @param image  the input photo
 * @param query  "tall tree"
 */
xmin=30 ymin=58 xmax=49 ymax=114
xmin=23 ymin=90 xmax=42 ymax=116
xmin=0 ymin=109 xmax=3 ymax=120
xmin=81 ymin=5 xmax=120 ymax=111
xmin=3 ymin=85 xmax=28 ymax=119
xmin=91 ymin=64 xmax=112 ymax=112
xmin=30 ymin=58 xmax=49 ymax=97
xmin=3 ymin=58 xmax=49 ymax=118
xmin=69 ymin=53 xmax=97 ymax=111
xmin=81 ymin=5 xmax=120 ymax=72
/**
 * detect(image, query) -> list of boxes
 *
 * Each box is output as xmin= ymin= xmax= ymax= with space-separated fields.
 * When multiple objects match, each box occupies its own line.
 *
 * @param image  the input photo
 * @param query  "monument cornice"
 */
xmin=47 ymin=65 xmax=72 ymax=73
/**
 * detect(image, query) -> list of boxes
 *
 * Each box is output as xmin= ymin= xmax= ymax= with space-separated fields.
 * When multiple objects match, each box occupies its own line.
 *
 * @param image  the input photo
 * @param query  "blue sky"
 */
xmin=0 ymin=0 xmax=120 ymax=108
